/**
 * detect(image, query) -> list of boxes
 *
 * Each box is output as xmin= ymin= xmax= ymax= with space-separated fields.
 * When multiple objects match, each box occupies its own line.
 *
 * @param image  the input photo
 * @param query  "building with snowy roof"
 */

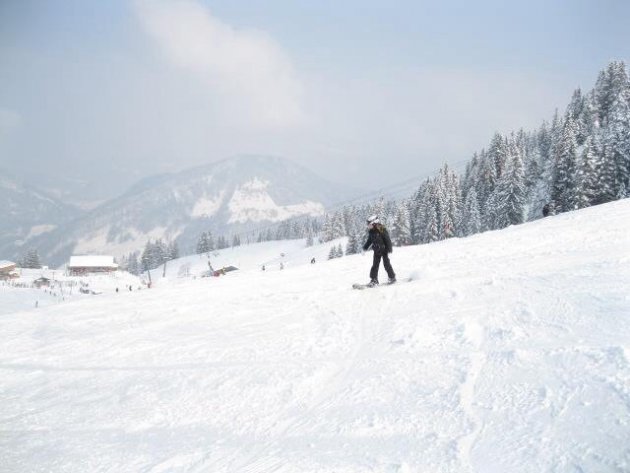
xmin=67 ymin=255 xmax=118 ymax=276
xmin=0 ymin=260 xmax=18 ymax=280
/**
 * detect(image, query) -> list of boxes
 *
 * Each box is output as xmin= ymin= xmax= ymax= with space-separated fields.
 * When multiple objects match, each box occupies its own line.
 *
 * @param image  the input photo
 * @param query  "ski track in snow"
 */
xmin=1 ymin=200 xmax=630 ymax=472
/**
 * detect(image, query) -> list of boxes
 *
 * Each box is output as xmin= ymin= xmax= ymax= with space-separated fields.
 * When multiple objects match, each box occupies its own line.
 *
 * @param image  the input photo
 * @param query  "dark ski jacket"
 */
xmin=363 ymin=224 xmax=393 ymax=255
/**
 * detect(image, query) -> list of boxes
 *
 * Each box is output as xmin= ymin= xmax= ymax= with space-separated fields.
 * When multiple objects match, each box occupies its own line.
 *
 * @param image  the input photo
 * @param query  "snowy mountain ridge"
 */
xmin=0 ymin=169 xmax=81 ymax=258
xmin=227 ymin=177 xmax=325 ymax=224
xmin=22 ymin=156 xmax=355 ymax=267
xmin=2 ymin=198 xmax=629 ymax=472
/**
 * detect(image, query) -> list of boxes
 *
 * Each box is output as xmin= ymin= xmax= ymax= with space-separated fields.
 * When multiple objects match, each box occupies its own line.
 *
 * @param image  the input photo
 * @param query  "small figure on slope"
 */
xmin=363 ymin=215 xmax=396 ymax=287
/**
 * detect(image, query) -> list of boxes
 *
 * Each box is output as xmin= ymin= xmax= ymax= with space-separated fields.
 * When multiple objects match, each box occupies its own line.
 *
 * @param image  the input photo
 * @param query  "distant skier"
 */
xmin=311 ymin=257 xmax=316 ymax=264
xmin=363 ymin=215 xmax=396 ymax=287
xmin=542 ymin=202 xmax=556 ymax=217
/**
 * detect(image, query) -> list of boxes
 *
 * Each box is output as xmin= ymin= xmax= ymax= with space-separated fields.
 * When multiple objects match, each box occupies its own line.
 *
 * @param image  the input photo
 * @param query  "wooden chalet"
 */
xmin=0 ymin=260 xmax=18 ymax=280
xmin=67 ymin=255 xmax=118 ymax=276
xmin=213 ymin=265 xmax=239 ymax=276
xmin=34 ymin=277 xmax=51 ymax=288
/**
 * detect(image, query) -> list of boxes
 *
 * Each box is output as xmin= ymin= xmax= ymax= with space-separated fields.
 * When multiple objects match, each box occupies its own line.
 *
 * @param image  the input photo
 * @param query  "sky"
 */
xmin=1 ymin=0 xmax=629 ymax=203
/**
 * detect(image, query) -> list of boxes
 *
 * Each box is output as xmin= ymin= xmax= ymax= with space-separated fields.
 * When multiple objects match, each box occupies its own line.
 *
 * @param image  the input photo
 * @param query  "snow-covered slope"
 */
xmin=1 ymin=200 xmax=630 ymax=472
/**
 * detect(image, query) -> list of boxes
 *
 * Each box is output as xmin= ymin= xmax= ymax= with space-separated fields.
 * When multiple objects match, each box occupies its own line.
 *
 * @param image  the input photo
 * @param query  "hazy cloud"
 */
xmin=0 ymin=108 xmax=21 ymax=139
xmin=134 ymin=0 xmax=304 ymax=129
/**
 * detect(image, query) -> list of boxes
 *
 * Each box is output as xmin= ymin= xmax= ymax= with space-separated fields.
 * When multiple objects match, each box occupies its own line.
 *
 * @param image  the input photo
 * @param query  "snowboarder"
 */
xmin=362 ymin=215 xmax=396 ymax=286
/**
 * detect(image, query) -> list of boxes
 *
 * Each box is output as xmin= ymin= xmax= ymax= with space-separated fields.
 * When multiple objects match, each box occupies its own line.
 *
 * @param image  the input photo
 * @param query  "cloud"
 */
xmin=0 ymin=108 xmax=21 ymax=139
xmin=134 ymin=0 xmax=304 ymax=129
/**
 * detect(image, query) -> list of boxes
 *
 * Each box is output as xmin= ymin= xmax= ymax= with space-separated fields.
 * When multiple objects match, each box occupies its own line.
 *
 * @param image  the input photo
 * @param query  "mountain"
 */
xmin=0 ymin=170 xmax=81 ymax=259
xmin=31 ymin=155 xmax=359 ymax=266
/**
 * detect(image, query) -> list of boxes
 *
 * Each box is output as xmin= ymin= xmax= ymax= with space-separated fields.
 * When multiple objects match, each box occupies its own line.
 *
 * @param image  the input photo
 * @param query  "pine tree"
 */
xmin=597 ymin=142 xmax=619 ymax=204
xmin=552 ymin=117 xmax=579 ymax=212
xmin=167 ymin=241 xmax=180 ymax=260
xmin=462 ymin=188 xmax=482 ymax=236
xmin=127 ymin=252 xmax=140 ymax=275
xmin=425 ymin=205 xmax=439 ymax=243
xmin=321 ymin=214 xmax=335 ymax=242
xmin=603 ymin=64 xmax=630 ymax=195
xmin=216 ymin=235 xmax=228 ymax=249
xmin=442 ymin=211 xmax=455 ymax=239
xmin=572 ymin=136 xmax=598 ymax=209
xmin=141 ymin=240 xmax=154 ymax=271
xmin=20 ymin=249 xmax=41 ymax=269
xmin=486 ymin=148 xmax=526 ymax=229
xmin=336 ymin=244 xmax=344 ymax=258
xmin=391 ymin=203 xmax=412 ymax=246
xmin=152 ymin=239 xmax=166 ymax=267
xmin=346 ymin=232 xmax=360 ymax=255
xmin=328 ymin=246 xmax=336 ymax=260
xmin=196 ymin=232 xmax=209 ymax=254
xmin=488 ymin=133 xmax=509 ymax=179
xmin=207 ymin=232 xmax=215 ymax=251
xmin=477 ymin=150 xmax=497 ymax=211
xmin=565 ymin=88 xmax=588 ymax=145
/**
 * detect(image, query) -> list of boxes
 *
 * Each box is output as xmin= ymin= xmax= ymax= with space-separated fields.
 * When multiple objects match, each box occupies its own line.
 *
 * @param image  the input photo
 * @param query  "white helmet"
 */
xmin=366 ymin=215 xmax=380 ymax=226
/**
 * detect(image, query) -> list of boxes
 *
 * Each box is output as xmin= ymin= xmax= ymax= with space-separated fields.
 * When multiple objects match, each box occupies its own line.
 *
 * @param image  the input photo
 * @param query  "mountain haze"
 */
xmin=0 ymin=170 xmax=81 ymax=258
xmin=28 ymin=156 xmax=358 ymax=266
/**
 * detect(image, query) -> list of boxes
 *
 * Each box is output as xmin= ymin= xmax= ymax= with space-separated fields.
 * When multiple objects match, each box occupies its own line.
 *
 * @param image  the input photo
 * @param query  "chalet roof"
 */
xmin=68 ymin=255 xmax=118 ymax=269
xmin=0 ymin=260 xmax=16 ymax=270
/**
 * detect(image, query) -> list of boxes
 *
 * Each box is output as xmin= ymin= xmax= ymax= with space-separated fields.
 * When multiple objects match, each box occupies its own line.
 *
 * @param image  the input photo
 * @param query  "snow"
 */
xmin=68 ymin=255 xmax=118 ymax=269
xmin=228 ymin=178 xmax=325 ymax=223
xmin=25 ymin=224 xmax=57 ymax=239
xmin=1 ymin=269 xmax=143 ymax=315
xmin=0 ymin=260 xmax=16 ymax=270
xmin=161 ymin=238 xmax=344 ymax=279
xmin=72 ymin=225 xmax=176 ymax=262
xmin=190 ymin=191 xmax=225 ymax=218
xmin=1 ymin=199 xmax=630 ymax=472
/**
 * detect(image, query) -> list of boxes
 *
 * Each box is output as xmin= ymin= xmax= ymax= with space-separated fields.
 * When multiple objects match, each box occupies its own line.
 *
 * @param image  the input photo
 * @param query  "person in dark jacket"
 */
xmin=363 ymin=215 xmax=396 ymax=286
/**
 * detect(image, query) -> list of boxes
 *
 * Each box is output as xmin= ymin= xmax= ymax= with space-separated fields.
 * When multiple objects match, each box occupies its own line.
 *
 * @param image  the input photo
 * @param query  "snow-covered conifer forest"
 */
xmin=313 ymin=61 xmax=630 ymax=248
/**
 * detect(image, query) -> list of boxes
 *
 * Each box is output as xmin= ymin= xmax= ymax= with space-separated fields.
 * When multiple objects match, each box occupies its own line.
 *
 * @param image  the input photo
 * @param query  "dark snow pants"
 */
xmin=370 ymin=252 xmax=395 ymax=281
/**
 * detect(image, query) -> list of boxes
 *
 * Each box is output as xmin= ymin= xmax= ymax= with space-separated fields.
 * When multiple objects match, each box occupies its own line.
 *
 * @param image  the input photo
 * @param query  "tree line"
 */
xmin=129 ymin=60 xmax=630 ymax=269
xmin=318 ymin=60 xmax=630 ymax=252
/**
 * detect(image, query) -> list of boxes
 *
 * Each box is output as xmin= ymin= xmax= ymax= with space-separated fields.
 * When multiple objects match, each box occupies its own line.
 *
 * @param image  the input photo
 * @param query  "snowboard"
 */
xmin=352 ymin=281 xmax=396 ymax=290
